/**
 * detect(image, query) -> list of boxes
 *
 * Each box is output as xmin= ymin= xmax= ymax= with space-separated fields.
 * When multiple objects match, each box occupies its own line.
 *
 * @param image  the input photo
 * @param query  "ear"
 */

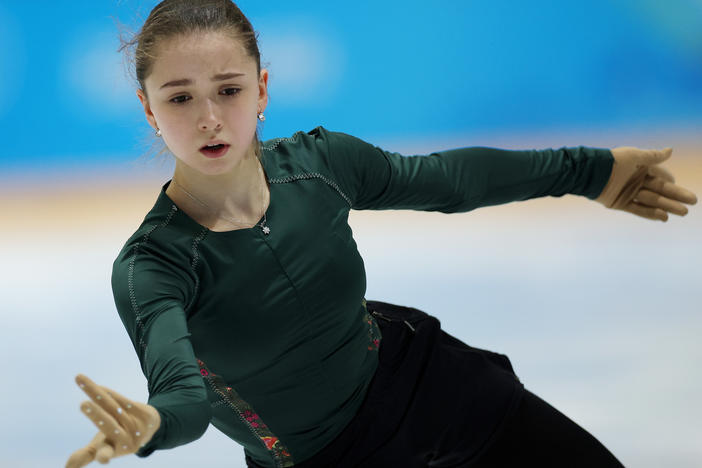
xmin=136 ymin=88 xmax=159 ymax=131
xmin=257 ymin=68 xmax=269 ymax=113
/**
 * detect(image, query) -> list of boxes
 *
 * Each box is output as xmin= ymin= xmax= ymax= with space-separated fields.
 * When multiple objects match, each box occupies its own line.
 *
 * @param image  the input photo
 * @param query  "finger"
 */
xmin=76 ymin=375 xmax=136 ymax=435
xmin=95 ymin=440 xmax=115 ymax=464
xmin=622 ymin=200 xmax=668 ymax=221
xmin=98 ymin=385 xmax=149 ymax=440
xmin=65 ymin=448 xmax=94 ymax=468
xmin=642 ymin=176 xmax=698 ymax=205
xmin=647 ymin=165 xmax=675 ymax=183
xmin=80 ymin=400 xmax=131 ymax=449
xmin=66 ymin=446 xmax=96 ymax=468
xmin=98 ymin=385 xmax=160 ymax=448
xmin=635 ymin=189 xmax=689 ymax=216
xmin=65 ymin=432 xmax=103 ymax=468
xmin=98 ymin=385 xmax=141 ymax=418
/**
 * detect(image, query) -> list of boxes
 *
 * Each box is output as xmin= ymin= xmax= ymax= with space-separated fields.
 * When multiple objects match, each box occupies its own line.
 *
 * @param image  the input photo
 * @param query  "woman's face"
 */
xmin=137 ymin=30 xmax=268 ymax=176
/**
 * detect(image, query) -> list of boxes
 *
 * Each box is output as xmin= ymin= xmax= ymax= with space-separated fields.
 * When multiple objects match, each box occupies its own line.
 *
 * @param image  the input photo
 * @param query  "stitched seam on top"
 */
xmin=184 ymin=225 xmax=208 ymax=313
xmin=211 ymin=398 xmax=228 ymax=408
xmin=261 ymin=133 xmax=300 ymax=151
xmin=127 ymin=204 xmax=178 ymax=354
xmin=261 ymin=138 xmax=290 ymax=151
xmin=269 ymin=172 xmax=353 ymax=208
xmin=262 ymin=131 xmax=353 ymax=207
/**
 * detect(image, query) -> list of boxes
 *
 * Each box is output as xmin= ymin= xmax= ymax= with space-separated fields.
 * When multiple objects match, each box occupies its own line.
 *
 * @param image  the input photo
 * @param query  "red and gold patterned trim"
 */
xmin=197 ymin=358 xmax=294 ymax=467
xmin=362 ymin=298 xmax=381 ymax=351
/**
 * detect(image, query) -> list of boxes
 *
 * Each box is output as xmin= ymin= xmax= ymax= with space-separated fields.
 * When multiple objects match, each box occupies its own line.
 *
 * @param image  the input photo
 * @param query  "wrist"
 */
xmin=595 ymin=151 xmax=617 ymax=205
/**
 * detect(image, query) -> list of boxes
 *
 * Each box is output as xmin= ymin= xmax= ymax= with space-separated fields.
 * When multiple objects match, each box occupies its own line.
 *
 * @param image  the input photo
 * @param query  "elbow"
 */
xmin=135 ymin=398 xmax=212 ymax=457
xmin=164 ymin=398 xmax=213 ymax=448
xmin=178 ymin=393 xmax=212 ymax=442
xmin=194 ymin=398 xmax=213 ymax=437
xmin=146 ymin=390 xmax=213 ymax=450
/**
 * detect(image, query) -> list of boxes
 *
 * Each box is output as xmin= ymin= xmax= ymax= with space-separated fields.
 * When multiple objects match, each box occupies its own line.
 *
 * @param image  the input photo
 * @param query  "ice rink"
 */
xmin=2 ymin=133 xmax=701 ymax=467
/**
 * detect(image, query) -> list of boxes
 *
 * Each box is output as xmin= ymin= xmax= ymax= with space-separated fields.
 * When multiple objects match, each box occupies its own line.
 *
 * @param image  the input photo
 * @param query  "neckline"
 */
xmin=161 ymin=153 xmax=273 ymax=237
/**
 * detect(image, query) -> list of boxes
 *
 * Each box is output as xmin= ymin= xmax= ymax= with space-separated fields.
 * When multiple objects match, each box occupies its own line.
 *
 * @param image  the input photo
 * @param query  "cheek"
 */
xmin=227 ymin=105 xmax=258 ymax=132
xmin=158 ymin=108 xmax=187 ymax=131
xmin=157 ymin=116 xmax=194 ymax=153
xmin=229 ymin=102 xmax=255 ymax=120
xmin=163 ymin=120 xmax=190 ymax=145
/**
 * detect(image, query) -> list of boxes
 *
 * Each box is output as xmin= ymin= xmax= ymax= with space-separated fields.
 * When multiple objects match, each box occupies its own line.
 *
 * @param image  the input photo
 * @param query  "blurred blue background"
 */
xmin=1 ymin=1 xmax=701 ymax=467
xmin=1 ymin=0 xmax=701 ymax=171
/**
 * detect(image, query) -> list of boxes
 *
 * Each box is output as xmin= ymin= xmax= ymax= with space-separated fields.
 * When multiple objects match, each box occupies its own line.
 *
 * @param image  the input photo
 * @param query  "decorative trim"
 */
xmin=269 ymin=172 xmax=353 ymax=208
xmin=197 ymin=358 xmax=294 ymax=467
xmin=211 ymin=399 xmax=228 ymax=408
xmin=361 ymin=298 xmax=380 ymax=351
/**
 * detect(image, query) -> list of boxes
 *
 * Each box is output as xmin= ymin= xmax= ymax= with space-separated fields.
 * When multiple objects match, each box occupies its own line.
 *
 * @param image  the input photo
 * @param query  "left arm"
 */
xmin=315 ymin=127 xmax=614 ymax=212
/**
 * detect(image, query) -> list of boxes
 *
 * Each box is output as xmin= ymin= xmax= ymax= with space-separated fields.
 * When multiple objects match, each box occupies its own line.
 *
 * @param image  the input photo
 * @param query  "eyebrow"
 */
xmin=159 ymin=72 xmax=246 ymax=90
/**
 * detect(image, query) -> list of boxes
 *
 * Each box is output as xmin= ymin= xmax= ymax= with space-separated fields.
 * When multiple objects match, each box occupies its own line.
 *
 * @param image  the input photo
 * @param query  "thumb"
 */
xmin=637 ymin=147 xmax=672 ymax=165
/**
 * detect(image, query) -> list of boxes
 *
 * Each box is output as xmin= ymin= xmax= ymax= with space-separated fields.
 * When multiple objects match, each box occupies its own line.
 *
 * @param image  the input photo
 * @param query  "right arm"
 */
xmin=109 ymin=253 xmax=212 ymax=457
xmin=123 ymin=303 xmax=212 ymax=456
xmin=67 ymin=252 xmax=211 ymax=467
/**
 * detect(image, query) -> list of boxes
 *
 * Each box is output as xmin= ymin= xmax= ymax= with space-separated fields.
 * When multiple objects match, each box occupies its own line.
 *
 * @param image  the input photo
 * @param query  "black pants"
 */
xmin=246 ymin=300 xmax=624 ymax=467
xmin=468 ymin=388 xmax=624 ymax=467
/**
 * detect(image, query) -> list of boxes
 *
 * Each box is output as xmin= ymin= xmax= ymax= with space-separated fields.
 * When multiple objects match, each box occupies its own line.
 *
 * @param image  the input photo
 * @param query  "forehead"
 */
xmin=150 ymin=31 xmax=253 ymax=81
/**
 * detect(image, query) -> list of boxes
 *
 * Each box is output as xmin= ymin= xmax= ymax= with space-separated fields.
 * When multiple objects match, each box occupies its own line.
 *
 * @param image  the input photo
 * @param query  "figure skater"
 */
xmin=65 ymin=1 xmax=698 ymax=467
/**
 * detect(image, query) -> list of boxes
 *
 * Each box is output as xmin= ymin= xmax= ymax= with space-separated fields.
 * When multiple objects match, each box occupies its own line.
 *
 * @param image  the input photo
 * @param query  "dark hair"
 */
xmin=116 ymin=0 xmax=264 ymax=165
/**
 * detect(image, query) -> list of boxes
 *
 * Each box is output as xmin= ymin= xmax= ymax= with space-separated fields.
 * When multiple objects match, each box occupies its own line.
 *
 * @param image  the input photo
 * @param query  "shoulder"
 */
xmin=261 ymin=126 xmax=374 ymax=175
xmin=262 ymin=126 xmax=368 ymax=151
xmin=111 ymin=221 xmax=197 ymax=307
xmin=261 ymin=126 xmax=327 ymax=166
xmin=261 ymin=125 xmax=328 ymax=151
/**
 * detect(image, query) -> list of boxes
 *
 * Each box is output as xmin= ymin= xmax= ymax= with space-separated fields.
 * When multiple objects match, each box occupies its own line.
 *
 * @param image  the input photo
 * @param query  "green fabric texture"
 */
xmin=110 ymin=126 xmax=613 ymax=466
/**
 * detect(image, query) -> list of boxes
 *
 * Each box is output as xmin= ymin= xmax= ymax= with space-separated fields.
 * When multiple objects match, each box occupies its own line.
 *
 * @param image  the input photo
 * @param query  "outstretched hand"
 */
xmin=595 ymin=147 xmax=698 ymax=221
xmin=66 ymin=374 xmax=161 ymax=468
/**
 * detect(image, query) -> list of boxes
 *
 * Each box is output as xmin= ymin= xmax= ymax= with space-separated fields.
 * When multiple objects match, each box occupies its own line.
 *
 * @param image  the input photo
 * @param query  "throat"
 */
xmin=166 ymin=158 xmax=270 ymax=229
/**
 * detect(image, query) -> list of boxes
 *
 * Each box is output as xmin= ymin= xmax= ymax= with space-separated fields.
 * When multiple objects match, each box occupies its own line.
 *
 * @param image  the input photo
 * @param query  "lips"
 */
xmin=200 ymin=139 xmax=229 ymax=150
xmin=200 ymin=143 xmax=230 ymax=158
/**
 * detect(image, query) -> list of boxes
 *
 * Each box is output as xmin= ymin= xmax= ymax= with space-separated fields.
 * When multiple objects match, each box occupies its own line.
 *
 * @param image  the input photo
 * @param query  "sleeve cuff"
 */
xmin=135 ymin=406 xmax=167 ymax=458
xmin=134 ymin=398 xmax=212 ymax=458
xmin=583 ymin=148 xmax=615 ymax=200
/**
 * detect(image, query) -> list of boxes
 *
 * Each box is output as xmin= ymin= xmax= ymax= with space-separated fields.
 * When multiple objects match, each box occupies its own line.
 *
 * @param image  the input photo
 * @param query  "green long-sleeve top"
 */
xmin=111 ymin=125 xmax=614 ymax=467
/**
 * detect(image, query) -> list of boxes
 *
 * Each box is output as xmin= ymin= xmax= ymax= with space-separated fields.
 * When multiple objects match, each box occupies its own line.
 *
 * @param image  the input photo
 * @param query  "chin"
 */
xmin=200 ymin=156 xmax=246 ymax=173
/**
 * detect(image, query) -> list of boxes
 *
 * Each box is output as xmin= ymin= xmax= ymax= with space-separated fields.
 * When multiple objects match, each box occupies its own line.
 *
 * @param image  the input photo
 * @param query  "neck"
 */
xmin=168 ymin=150 xmax=266 ymax=220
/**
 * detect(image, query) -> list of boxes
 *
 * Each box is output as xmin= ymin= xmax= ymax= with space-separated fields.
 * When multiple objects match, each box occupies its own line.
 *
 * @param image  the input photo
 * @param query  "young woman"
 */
xmin=66 ymin=1 xmax=698 ymax=467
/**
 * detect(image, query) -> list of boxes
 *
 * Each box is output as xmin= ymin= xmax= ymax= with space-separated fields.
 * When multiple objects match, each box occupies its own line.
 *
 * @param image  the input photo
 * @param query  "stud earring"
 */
xmin=155 ymin=128 xmax=162 ymax=137
xmin=257 ymin=111 xmax=265 ymax=122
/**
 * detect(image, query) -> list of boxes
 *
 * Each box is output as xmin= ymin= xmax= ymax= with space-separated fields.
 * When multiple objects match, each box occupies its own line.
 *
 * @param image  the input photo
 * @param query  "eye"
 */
xmin=168 ymin=88 xmax=240 ymax=105
xmin=222 ymin=87 xmax=241 ymax=96
xmin=169 ymin=95 xmax=190 ymax=105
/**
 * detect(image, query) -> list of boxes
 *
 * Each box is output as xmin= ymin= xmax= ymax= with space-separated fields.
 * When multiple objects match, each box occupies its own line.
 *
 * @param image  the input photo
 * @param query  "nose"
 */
xmin=198 ymin=98 xmax=222 ymax=132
